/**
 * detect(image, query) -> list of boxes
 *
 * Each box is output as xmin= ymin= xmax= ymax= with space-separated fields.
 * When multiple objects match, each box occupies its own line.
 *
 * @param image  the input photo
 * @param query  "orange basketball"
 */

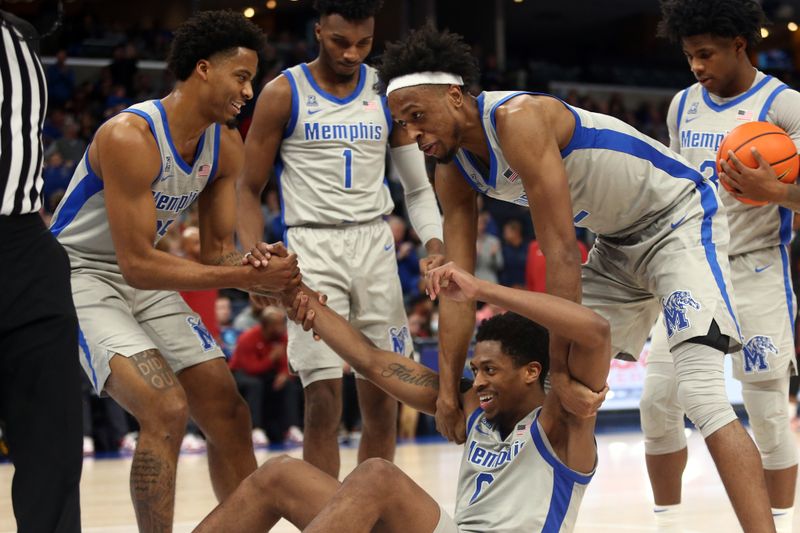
xmin=716 ymin=121 xmax=799 ymax=206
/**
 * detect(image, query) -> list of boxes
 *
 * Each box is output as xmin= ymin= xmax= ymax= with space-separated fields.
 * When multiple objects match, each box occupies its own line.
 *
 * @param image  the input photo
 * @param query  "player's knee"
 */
xmin=743 ymin=379 xmax=798 ymax=470
xmin=640 ymin=381 xmax=686 ymax=455
xmin=673 ymin=341 xmax=737 ymax=438
xmin=252 ymin=454 xmax=300 ymax=490
xmin=304 ymin=380 xmax=342 ymax=430
xmin=350 ymin=458 xmax=402 ymax=487
xmin=138 ymin=388 xmax=189 ymax=438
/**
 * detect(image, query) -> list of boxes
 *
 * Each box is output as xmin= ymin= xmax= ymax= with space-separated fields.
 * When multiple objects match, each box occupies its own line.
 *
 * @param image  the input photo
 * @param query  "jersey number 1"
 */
xmin=342 ymin=149 xmax=353 ymax=189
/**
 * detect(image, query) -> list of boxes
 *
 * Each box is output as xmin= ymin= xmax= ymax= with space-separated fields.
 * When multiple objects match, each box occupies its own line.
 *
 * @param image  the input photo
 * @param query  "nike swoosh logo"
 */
xmin=685 ymin=115 xmax=700 ymax=123
xmin=755 ymin=264 xmax=773 ymax=273
xmin=384 ymin=244 xmax=393 ymax=251
xmin=670 ymin=215 xmax=687 ymax=230
xmin=308 ymin=109 xmax=322 ymax=115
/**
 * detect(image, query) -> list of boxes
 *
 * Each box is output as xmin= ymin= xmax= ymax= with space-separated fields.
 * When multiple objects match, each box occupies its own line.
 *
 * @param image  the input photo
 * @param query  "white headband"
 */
xmin=385 ymin=71 xmax=464 ymax=95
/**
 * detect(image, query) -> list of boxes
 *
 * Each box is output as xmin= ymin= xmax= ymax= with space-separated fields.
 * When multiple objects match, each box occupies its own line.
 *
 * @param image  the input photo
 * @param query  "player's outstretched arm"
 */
xmin=97 ymin=115 xmax=298 ymax=293
xmin=432 ymin=162 xmax=479 ymax=444
xmin=236 ymin=75 xmax=292 ymax=252
xmin=288 ymin=288 xmax=442 ymax=415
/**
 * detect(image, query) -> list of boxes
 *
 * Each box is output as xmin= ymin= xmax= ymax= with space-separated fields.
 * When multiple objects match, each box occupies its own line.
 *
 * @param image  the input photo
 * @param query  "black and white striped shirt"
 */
xmin=0 ymin=12 xmax=47 ymax=216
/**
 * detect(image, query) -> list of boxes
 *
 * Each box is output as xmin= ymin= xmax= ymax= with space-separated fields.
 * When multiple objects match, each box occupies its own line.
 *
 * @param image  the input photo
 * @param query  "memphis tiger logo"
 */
xmin=187 ymin=316 xmax=217 ymax=352
xmin=389 ymin=326 xmax=409 ymax=354
xmin=743 ymin=335 xmax=777 ymax=374
xmin=662 ymin=290 xmax=701 ymax=337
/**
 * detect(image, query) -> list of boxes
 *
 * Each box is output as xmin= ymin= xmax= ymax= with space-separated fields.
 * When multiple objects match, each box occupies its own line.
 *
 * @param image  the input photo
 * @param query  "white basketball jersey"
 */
xmin=454 ymin=91 xmax=701 ymax=237
xmin=277 ymin=63 xmax=394 ymax=226
xmin=51 ymin=100 xmax=221 ymax=267
xmin=671 ymin=71 xmax=799 ymax=255
xmin=455 ymin=407 xmax=594 ymax=532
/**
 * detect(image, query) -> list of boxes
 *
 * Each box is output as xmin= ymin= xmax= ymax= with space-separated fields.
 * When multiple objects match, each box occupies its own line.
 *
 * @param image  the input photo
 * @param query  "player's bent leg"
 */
xmin=742 ymin=374 xmax=798 ymax=511
xmin=105 ymin=349 xmax=189 ymax=533
xmin=194 ymin=455 xmax=341 ymax=532
xmin=672 ymin=339 xmax=775 ymax=533
xmin=304 ymin=458 xmax=443 ymax=533
xmin=302 ymin=372 xmax=344 ymax=477
xmin=178 ymin=358 xmax=256 ymax=501
xmin=641 ymin=358 xmax=687 ymax=506
xmin=356 ymin=377 xmax=398 ymax=464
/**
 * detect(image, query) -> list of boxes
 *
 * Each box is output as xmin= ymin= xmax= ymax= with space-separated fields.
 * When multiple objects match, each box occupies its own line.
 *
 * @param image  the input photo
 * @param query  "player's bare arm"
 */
xmin=496 ymin=96 xmax=590 ymax=415
xmin=428 ymin=261 xmax=610 ymax=473
xmin=431 ymin=162 xmax=478 ymax=443
xmin=236 ymin=74 xmax=293 ymax=253
xmin=95 ymin=114 xmax=297 ymax=294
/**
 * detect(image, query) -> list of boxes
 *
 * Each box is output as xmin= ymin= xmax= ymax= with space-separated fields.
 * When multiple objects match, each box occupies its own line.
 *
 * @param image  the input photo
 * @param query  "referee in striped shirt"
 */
xmin=0 ymin=8 xmax=82 ymax=533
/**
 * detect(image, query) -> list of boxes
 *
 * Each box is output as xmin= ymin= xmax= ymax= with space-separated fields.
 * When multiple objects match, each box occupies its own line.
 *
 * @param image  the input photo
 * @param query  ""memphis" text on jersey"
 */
xmin=152 ymin=190 xmax=199 ymax=213
xmin=304 ymin=121 xmax=383 ymax=142
xmin=680 ymin=129 xmax=726 ymax=152
xmin=467 ymin=439 xmax=526 ymax=469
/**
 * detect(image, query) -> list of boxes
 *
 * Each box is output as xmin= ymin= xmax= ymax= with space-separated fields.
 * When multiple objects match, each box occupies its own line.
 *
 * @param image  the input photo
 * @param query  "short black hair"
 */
xmin=658 ymin=0 xmax=767 ymax=48
xmin=475 ymin=312 xmax=549 ymax=386
xmin=313 ymin=0 xmax=383 ymax=20
xmin=377 ymin=24 xmax=480 ymax=93
xmin=167 ymin=10 xmax=266 ymax=82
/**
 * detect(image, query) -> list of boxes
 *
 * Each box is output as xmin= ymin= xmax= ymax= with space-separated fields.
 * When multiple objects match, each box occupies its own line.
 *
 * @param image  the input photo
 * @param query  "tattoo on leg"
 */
xmin=131 ymin=450 xmax=174 ymax=533
xmin=380 ymin=362 xmax=439 ymax=390
xmin=131 ymin=350 xmax=177 ymax=390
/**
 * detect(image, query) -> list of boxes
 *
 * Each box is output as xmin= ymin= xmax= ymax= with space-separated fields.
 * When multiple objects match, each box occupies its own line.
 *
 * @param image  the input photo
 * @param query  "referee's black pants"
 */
xmin=0 ymin=214 xmax=82 ymax=533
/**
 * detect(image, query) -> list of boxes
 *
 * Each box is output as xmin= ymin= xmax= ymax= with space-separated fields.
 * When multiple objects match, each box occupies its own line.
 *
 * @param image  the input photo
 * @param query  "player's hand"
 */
xmin=427 ymin=261 xmax=481 ymax=302
xmin=420 ymin=253 xmax=446 ymax=277
xmin=719 ymin=148 xmax=783 ymax=204
xmin=549 ymin=371 xmax=608 ymax=418
xmin=248 ymin=252 xmax=301 ymax=293
xmin=285 ymin=287 xmax=327 ymax=340
xmin=435 ymin=393 xmax=467 ymax=444
xmin=242 ymin=241 xmax=291 ymax=268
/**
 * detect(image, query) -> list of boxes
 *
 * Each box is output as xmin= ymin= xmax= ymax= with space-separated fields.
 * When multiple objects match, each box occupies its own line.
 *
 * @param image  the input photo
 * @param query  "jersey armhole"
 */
xmin=282 ymin=70 xmax=300 ymax=139
xmin=119 ymin=108 xmax=163 ymax=184
xmin=466 ymin=407 xmax=484 ymax=435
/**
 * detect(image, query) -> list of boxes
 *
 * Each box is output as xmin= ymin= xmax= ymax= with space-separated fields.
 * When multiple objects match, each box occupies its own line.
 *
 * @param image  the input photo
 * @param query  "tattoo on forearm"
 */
xmin=131 ymin=449 xmax=174 ymax=533
xmin=213 ymin=251 xmax=243 ymax=266
xmin=380 ymin=362 xmax=439 ymax=390
xmin=130 ymin=350 xmax=177 ymax=390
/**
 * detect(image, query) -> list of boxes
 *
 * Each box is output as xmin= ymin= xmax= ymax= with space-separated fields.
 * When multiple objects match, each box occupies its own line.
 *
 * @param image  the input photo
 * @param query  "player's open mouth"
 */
xmin=230 ymin=101 xmax=244 ymax=114
xmin=421 ymin=142 xmax=438 ymax=157
xmin=479 ymin=393 xmax=494 ymax=409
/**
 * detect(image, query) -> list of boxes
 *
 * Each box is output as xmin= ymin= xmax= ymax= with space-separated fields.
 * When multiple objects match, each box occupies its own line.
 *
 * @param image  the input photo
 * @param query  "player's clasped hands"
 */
xmin=550 ymin=371 xmax=608 ymax=419
xmin=241 ymin=241 xmax=303 ymax=294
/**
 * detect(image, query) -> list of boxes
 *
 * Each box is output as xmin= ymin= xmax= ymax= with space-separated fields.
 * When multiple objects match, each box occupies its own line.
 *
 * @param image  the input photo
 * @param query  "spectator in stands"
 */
xmin=229 ymin=306 xmax=302 ymax=446
xmin=46 ymin=49 xmax=75 ymax=107
xmin=499 ymin=219 xmax=528 ymax=287
xmin=45 ymin=117 xmax=86 ymax=165
xmin=475 ymin=211 xmax=503 ymax=284
xmin=42 ymin=151 xmax=76 ymax=213
xmin=388 ymin=215 xmax=421 ymax=300
xmin=216 ymin=295 xmax=241 ymax=359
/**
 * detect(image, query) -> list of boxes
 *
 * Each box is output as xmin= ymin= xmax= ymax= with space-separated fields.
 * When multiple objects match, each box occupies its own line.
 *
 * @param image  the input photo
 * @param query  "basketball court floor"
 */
xmin=2 ymin=426 xmax=798 ymax=532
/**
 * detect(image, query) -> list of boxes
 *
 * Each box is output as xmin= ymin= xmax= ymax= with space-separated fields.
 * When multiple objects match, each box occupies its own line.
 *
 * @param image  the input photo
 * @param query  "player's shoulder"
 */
xmin=95 ymin=110 xmax=157 ymax=154
xmin=258 ymin=70 xmax=294 ymax=103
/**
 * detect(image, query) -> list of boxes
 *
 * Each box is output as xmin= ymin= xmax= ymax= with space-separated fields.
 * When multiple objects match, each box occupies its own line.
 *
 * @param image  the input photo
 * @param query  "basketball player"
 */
xmin=48 ymin=11 xmax=299 ymax=532
xmin=379 ymin=25 xmax=776 ymax=531
xmin=640 ymin=1 xmax=800 ymax=529
xmin=194 ymin=261 xmax=610 ymax=533
xmin=237 ymin=0 xmax=443 ymax=477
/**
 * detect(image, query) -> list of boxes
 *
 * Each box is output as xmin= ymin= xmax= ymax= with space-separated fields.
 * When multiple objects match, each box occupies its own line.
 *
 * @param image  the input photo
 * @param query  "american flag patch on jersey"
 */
xmin=515 ymin=423 xmax=527 ymax=436
xmin=503 ymin=167 xmax=519 ymax=183
xmin=198 ymin=164 xmax=211 ymax=177
xmin=736 ymin=109 xmax=754 ymax=121
xmin=362 ymin=100 xmax=379 ymax=110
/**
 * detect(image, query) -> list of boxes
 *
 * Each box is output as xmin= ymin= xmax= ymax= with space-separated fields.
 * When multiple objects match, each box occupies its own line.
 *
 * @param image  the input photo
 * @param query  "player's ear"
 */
xmin=524 ymin=361 xmax=541 ymax=385
xmin=733 ymin=35 xmax=747 ymax=56
xmin=196 ymin=59 xmax=211 ymax=81
xmin=447 ymin=85 xmax=463 ymax=108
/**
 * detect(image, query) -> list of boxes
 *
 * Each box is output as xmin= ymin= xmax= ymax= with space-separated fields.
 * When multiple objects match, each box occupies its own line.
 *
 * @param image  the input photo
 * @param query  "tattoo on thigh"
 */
xmin=131 ymin=450 xmax=174 ymax=532
xmin=380 ymin=362 xmax=439 ymax=390
xmin=131 ymin=350 xmax=177 ymax=390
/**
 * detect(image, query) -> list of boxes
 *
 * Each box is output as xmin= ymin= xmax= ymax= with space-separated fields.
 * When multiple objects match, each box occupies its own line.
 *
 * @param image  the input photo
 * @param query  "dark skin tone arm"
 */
xmin=496 ymin=96 xmax=606 ymax=417
xmin=431 ymin=162 xmax=478 ymax=444
xmin=95 ymin=114 xmax=299 ymax=293
xmin=236 ymin=74 xmax=293 ymax=258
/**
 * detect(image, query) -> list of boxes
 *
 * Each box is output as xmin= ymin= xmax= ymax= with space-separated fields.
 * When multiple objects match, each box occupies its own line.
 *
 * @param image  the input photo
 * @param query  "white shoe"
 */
xmin=180 ymin=433 xmax=207 ymax=453
xmin=252 ymin=428 xmax=269 ymax=447
xmin=83 ymin=436 xmax=95 ymax=457
xmin=120 ymin=432 xmax=138 ymax=454
xmin=286 ymin=426 xmax=304 ymax=444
